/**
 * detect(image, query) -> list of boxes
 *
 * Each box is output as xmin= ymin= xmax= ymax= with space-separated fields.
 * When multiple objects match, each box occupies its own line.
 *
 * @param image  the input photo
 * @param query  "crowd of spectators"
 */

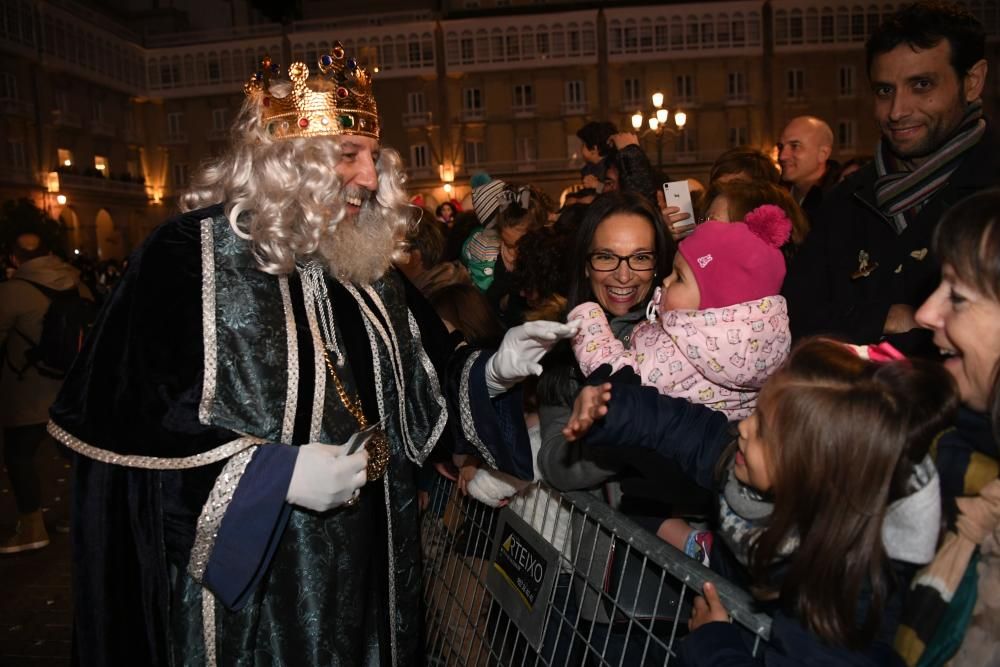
xmin=405 ymin=2 xmax=1000 ymax=664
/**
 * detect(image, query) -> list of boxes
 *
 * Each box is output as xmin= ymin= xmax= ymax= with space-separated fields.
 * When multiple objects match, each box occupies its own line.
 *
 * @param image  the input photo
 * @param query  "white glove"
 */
xmin=286 ymin=443 xmax=368 ymax=512
xmin=467 ymin=469 xmax=519 ymax=508
xmin=484 ymin=320 xmax=581 ymax=397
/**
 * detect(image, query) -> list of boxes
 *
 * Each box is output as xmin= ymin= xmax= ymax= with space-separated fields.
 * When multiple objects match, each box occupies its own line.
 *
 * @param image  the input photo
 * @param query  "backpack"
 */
xmin=11 ymin=279 xmax=98 ymax=379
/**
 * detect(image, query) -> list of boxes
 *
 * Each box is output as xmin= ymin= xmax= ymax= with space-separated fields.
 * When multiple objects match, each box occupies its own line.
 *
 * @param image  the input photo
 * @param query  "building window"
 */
xmin=8 ymin=139 xmax=26 ymax=169
xmin=512 ymin=83 xmax=535 ymax=113
xmin=675 ymin=130 xmax=696 ymax=154
xmin=172 ymin=163 xmax=189 ymax=187
xmin=464 ymin=139 xmax=485 ymax=166
xmin=563 ymin=80 xmax=586 ymax=113
xmin=167 ymin=112 xmax=185 ymax=140
xmin=126 ymin=158 xmax=140 ymax=180
xmin=407 ymin=91 xmax=426 ymax=115
xmin=727 ymin=71 xmax=747 ymax=101
xmin=786 ymin=69 xmax=804 ymax=100
xmin=728 ymin=126 xmax=748 ymax=147
xmin=58 ymin=148 xmax=73 ymax=168
xmin=675 ymin=74 xmax=694 ymax=104
xmin=516 ymin=136 xmax=536 ymax=163
xmin=623 ymin=77 xmax=641 ymax=108
xmin=92 ymin=100 xmax=104 ymax=122
xmin=212 ymin=108 xmax=227 ymax=132
xmin=94 ymin=155 xmax=109 ymax=175
xmin=462 ymin=87 xmax=484 ymax=120
xmin=410 ymin=143 xmax=429 ymax=169
xmin=0 ymin=72 xmax=17 ymax=100
xmin=160 ymin=62 xmax=180 ymax=86
xmin=460 ymin=36 xmax=474 ymax=64
xmin=54 ymin=91 xmax=69 ymax=114
xmin=207 ymin=60 xmax=221 ymax=82
xmin=837 ymin=120 xmax=856 ymax=151
xmin=821 ymin=11 xmax=835 ymax=42
xmin=838 ymin=65 xmax=855 ymax=97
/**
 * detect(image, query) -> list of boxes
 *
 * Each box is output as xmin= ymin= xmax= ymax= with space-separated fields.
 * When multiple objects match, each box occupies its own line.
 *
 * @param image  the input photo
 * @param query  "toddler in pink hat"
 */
xmin=569 ymin=204 xmax=793 ymax=421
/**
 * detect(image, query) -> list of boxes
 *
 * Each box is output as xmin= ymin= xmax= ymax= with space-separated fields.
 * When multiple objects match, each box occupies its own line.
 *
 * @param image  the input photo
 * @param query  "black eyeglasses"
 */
xmin=587 ymin=251 xmax=657 ymax=272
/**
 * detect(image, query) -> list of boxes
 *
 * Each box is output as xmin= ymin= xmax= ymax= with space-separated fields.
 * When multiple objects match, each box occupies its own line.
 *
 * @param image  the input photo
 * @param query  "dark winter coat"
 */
xmin=782 ymin=128 xmax=1000 ymax=354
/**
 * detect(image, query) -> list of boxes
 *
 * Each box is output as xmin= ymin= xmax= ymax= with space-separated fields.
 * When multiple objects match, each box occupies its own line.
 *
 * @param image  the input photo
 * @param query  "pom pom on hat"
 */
xmin=744 ymin=204 xmax=792 ymax=248
xmin=470 ymin=171 xmax=492 ymax=189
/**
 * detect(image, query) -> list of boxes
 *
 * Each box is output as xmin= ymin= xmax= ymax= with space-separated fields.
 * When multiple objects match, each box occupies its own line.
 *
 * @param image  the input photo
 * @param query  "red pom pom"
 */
xmin=744 ymin=204 xmax=792 ymax=248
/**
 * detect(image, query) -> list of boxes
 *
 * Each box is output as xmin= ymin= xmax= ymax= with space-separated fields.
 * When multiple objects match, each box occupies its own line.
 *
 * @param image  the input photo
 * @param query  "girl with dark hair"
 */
xmin=564 ymin=338 xmax=958 ymax=664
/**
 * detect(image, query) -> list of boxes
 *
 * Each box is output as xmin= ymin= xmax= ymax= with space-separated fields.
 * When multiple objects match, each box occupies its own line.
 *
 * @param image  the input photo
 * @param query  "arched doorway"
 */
xmin=59 ymin=207 xmax=81 ymax=256
xmin=95 ymin=209 xmax=123 ymax=261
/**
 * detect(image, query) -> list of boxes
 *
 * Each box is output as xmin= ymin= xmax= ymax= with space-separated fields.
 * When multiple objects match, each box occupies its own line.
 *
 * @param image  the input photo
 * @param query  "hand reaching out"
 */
xmin=562 ymin=382 xmax=612 ymax=442
xmin=688 ymin=582 xmax=731 ymax=632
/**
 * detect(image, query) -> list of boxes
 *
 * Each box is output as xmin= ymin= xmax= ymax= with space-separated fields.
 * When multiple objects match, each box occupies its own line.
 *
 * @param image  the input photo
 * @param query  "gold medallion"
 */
xmin=366 ymin=427 xmax=391 ymax=481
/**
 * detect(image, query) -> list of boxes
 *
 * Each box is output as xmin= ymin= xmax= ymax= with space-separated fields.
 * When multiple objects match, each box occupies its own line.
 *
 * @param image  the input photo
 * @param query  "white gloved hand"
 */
xmin=286 ymin=443 xmax=368 ymax=512
xmin=484 ymin=320 xmax=581 ymax=397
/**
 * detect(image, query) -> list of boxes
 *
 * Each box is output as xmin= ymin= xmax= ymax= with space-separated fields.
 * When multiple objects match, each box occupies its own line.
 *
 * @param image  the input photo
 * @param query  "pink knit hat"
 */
xmin=677 ymin=205 xmax=791 ymax=310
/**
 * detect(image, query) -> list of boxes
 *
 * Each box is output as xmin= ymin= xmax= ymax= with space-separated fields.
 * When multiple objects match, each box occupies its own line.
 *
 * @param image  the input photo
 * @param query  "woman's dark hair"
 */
xmin=495 ymin=184 xmax=553 ymax=233
xmin=865 ymin=1 xmax=985 ymax=80
xmin=511 ymin=226 xmax=572 ymax=305
xmin=576 ymin=121 xmax=618 ymax=157
xmin=750 ymin=339 xmax=958 ymax=648
xmin=429 ymin=283 xmax=504 ymax=348
xmin=566 ymin=191 xmax=673 ymax=310
xmin=440 ymin=211 xmax=479 ymax=263
xmin=435 ymin=201 xmax=454 ymax=218
xmin=709 ymin=147 xmax=781 ymax=185
xmin=404 ymin=208 xmax=444 ymax=268
xmin=932 ymin=187 xmax=1000 ymax=434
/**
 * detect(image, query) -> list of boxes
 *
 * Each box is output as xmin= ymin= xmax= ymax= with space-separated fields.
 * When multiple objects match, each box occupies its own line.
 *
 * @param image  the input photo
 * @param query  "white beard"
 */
xmin=317 ymin=203 xmax=397 ymax=285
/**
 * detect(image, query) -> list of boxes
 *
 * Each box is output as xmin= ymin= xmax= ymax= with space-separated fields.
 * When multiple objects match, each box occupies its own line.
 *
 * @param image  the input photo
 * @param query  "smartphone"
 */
xmin=662 ymin=180 xmax=696 ymax=229
xmin=344 ymin=418 xmax=386 ymax=455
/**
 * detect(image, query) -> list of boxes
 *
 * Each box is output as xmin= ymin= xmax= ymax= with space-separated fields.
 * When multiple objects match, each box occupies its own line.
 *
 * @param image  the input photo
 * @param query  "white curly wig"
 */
xmin=180 ymin=79 xmax=411 ymax=282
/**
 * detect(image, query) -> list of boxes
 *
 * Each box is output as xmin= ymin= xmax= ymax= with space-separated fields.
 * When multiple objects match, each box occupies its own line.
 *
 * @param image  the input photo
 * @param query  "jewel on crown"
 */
xmin=243 ymin=41 xmax=380 ymax=141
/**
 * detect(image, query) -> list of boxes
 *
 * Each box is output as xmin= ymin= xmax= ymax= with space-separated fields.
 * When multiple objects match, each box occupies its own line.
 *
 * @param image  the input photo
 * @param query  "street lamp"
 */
xmin=631 ymin=92 xmax=689 ymax=168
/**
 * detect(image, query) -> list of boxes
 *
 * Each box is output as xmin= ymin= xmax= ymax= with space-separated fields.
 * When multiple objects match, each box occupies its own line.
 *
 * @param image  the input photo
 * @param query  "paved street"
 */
xmin=0 ymin=436 xmax=73 ymax=666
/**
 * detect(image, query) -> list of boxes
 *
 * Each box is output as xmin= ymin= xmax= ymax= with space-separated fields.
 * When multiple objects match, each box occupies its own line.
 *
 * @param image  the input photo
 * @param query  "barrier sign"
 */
xmin=485 ymin=509 xmax=560 ymax=649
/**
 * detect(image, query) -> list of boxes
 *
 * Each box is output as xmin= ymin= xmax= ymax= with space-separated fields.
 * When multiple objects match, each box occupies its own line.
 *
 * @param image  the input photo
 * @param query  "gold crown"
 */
xmin=244 ymin=42 xmax=379 ymax=141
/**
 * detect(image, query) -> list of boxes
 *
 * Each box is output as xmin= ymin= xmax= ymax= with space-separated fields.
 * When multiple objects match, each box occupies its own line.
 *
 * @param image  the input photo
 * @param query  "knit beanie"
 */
xmin=472 ymin=178 xmax=507 ymax=228
xmin=677 ymin=205 xmax=791 ymax=310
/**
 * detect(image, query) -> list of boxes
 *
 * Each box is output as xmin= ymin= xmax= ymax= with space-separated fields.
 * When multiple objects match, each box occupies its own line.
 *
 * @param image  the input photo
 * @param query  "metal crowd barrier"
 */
xmin=421 ymin=474 xmax=772 ymax=666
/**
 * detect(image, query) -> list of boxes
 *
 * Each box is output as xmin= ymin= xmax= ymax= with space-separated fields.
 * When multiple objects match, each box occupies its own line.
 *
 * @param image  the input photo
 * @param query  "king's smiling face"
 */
xmin=335 ymin=135 xmax=380 ymax=216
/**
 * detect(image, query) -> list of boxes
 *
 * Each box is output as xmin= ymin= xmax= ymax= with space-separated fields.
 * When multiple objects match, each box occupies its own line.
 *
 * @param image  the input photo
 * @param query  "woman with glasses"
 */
xmin=534 ymin=192 xmax=701 ymax=664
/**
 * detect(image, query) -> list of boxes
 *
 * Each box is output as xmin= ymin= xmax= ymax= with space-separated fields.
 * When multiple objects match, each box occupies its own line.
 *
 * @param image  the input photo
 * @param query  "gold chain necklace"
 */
xmin=319 ymin=347 xmax=391 ymax=482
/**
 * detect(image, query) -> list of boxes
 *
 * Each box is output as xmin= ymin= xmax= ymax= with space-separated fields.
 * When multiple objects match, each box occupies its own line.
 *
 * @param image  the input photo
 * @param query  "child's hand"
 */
xmin=688 ymin=582 xmax=730 ymax=632
xmin=562 ymin=382 xmax=612 ymax=442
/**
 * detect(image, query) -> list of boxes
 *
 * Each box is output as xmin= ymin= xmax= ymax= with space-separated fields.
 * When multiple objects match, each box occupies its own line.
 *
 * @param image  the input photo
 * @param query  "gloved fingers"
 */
xmin=324 ymin=442 xmax=350 ymax=457
xmin=342 ymin=449 xmax=369 ymax=475
xmin=522 ymin=320 xmax=580 ymax=341
xmin=525 ymin=362 xmax=543 ymax=377
xmin=350 ymin=467 xmax=368 ymax=490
